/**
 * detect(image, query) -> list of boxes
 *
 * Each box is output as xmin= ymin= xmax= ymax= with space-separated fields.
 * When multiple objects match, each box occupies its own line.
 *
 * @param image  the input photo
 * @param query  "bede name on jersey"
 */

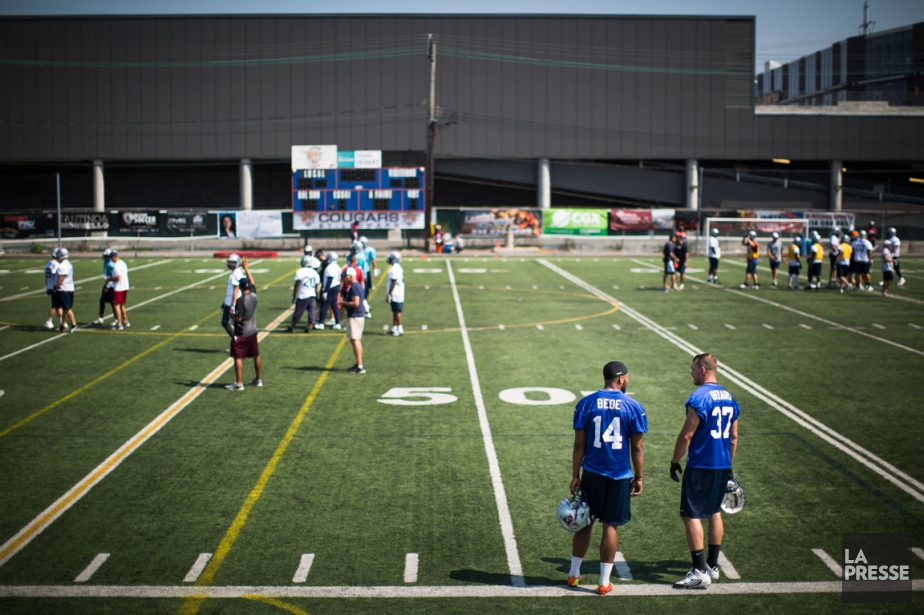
xmin=709 ymin=390 xmax=733 ymax=401
xmin=844 ymin=549 xmax=910 ymax=581
xmin=596 ymin=398 xmax=623 ymax=410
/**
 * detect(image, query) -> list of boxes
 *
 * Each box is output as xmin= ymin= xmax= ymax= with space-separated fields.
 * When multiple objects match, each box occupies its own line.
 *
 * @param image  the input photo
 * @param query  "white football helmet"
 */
xmin=720 ymin=476 xmax=745 ymax=515
xmin=359 ymin=236 xmax=368 ymax=247
xmin=227 ymin=253 xmax=242 ymax=270
xmin=304 ymin=244 xmax=313 ymax=255
xmin=771 ymin=232 xmax=779 ymax=239
xmin=387 ymin=251 xmax=402 ymax=264
xmin=887 ymin=227 xmax=896 ymax=238
xmin=556 ymin=492 xmax=591 ymax=532
xmin=301 ymin=255 xmax=312 ymax=267
xmin=860 ymin=230 xmax=867 ymax=239
xmin=56 ymin=247 xmax=69 ymax=260
xmin=748 ymin=230 xmax=757 ymax=238
xmin=710 ymin=228 xmax=719 ymax=236
xmin=102 ymin=248 xmax=112 ymax=258
xmin=51 ymin=247 xmax=61 ymax=259
xmin=328 ymin=251 xmax=338 ymax=263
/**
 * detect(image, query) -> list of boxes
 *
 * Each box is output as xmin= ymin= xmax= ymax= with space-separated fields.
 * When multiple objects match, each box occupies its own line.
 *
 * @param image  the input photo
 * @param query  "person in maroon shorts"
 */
xmin=226 ymin=277 xmax=262 ymax=390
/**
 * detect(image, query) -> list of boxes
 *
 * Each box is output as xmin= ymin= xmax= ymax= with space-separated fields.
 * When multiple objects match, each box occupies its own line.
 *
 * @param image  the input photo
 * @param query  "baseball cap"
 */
xmin=603 ymin=361 xmax=628 ymax=380
xmin=344 ymin=267 xmax=357 ymax=278
xmin=239 ymin=277 xmax=251 ymax=291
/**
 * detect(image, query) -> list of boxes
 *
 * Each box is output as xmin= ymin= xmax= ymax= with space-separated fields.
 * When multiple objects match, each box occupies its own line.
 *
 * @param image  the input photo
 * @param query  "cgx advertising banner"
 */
xmin=543 ymin=208 xmax=608 ymax=236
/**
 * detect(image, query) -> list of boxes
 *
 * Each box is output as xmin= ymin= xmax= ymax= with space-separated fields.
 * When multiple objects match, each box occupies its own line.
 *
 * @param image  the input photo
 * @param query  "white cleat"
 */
xmin=673 ymin=568 xmax=711 ymax=590
xmin=708 ymin=565 xmax=720 ymax=581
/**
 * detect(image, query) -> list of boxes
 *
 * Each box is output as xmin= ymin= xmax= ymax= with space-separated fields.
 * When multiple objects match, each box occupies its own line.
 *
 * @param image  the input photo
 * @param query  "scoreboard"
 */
xmin=292 ymin=167 xmax=425 ymax=213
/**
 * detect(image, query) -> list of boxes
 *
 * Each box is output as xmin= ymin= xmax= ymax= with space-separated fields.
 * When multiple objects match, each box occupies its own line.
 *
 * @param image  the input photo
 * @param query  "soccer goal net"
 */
xmin=700 ymin=217 xmax=807 ymax=256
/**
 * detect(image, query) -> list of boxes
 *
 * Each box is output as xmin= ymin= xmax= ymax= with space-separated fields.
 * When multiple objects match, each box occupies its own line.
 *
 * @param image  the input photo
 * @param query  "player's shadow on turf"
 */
xmin=542 ymin=556 xmax=691 ymax=585
xmin=174 ymin=347 xmax=228 ymax=354
xmin=449 ymin=569 xmax=553 ymax=585
xmin=283 ymin=365 xmax=334 ymax=373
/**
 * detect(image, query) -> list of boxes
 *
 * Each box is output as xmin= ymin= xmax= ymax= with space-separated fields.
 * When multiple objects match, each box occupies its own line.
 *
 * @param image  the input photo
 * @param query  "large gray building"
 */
xmin=1 ymin=14 xmax=923 ymax=213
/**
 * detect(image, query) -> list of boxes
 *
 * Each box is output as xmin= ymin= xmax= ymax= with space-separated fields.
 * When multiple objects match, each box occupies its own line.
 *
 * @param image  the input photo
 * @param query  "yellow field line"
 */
xmin=243 ymin=595 xmax=310 ymax=614
xmin=179 ymin=269 xmax=390 ymax=615
xmin=177 ymin=336 xmax=347 ymax=615
xmin=0 ymin=311 xmax=218 ymax=440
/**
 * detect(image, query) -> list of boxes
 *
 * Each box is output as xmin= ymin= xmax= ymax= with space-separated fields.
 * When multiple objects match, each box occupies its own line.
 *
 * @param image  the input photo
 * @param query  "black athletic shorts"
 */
xmin=680 ymin=467 xmax=728 ymax=519
xmin=581 ymin=469 xmax=632 ymax=526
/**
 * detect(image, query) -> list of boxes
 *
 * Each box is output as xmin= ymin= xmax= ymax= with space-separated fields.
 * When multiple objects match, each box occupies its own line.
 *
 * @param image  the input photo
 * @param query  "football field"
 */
xmin=0 ymin=251 xmax=923 ymax=614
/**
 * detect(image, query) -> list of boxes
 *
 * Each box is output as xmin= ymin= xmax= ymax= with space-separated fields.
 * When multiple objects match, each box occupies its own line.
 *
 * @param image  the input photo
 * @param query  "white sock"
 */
xmin=599 ymin=562 xmax=614 ymax=586
xmin=569 ymin=556 xmax=583 ymax=578
xmin=398 ymin=325 xmax=403 ymax=334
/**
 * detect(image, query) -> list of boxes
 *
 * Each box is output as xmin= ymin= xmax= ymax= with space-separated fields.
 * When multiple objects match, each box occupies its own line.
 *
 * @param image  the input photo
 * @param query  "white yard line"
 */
xmin=717 ymin=552 xmax=741 ymax=580
xmin=614 ymin=552 xmax=633 ymax=581
xmin=811 ymin=549 xmax=843 ymax=577
xmin=292 ymin=554 xmax=315 ymax=583
xmin=74 ymin=553 xmax=110 ymax=583
xmin=0 ymin=306 xmax=294 ymax=569
xmin=631 ymin=258 xmax=924 ymax=358
xmin=541 ymin=259 xmax=924 ymax=504
xmin=184 ymin=554 xmax=213 ymax=583
xmin=446 ymin=260 xmax=524 ymax=588
xmin=404 ymin=553 xmax=419 ymax=583
xmin=912 ymin=547 xmax=924 ymax=561
xmin=2 ymin=581 xmax=924 ymax=598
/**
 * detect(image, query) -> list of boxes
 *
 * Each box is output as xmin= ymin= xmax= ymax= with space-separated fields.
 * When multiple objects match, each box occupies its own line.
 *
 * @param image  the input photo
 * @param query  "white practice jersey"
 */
xmin=829 ymin=234 xmax=840 ymax=255
xmin=852 ymin=239 xmax=873 ymax=263
xmin=708 ymin=236 xmax=721 ymax=259
xmin=224 ymin=268 xmax=245 ymax=306
xmin=386 ymin=263 xmax=405 ymax=303
xmin=44 ymin=259 xmax=59 ymax=291
xmin=56 ymin=260 xmax=75 ymax=292
xmin=890 ymin=237 xmax=901 ymax=259
xmin=294 ymin=266 xmax=320 ymax=299
xmin=881 ymin=247 xmax=894 ymax=272
xmin=324 ymin=262 xmax=342 ymax=288
xmin=112 ymin=260 xmax=130 ymax=291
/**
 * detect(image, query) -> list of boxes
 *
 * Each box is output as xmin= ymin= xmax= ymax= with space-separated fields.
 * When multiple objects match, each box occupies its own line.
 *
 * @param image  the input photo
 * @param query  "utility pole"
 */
xmin=860 ymin=1 xmax=875 ymax=36
xmin=424 ymin=34 xmax=436 ymax=253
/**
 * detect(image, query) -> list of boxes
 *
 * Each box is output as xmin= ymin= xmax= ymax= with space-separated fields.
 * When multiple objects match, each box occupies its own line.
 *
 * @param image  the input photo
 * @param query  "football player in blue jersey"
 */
xmin=670 ymin=353 xmax=740 ymax=589
xmin=567 ymin=361 xmax=647 ymax=595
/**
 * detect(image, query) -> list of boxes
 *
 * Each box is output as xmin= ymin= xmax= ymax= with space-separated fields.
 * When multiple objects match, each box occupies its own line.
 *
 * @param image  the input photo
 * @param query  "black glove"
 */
xmin=670 ymin=462 xmax=683 ymax=483
xmin=727 ymin=467 xmax=735 ymax=482
xmin=46 ymin=289 xmax=53 ymax=295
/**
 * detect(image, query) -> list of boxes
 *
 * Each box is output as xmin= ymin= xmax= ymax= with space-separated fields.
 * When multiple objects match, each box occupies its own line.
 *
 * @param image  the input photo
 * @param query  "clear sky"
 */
xmin=2 ymin=0 xmax=923 ymax=73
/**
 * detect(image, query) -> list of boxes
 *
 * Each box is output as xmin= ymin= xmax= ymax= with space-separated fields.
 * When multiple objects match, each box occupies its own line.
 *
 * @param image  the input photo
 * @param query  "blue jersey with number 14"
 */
xmin=573 ymin=390 xmax=648 ymax=481
xmin=685 ymin=383 xmax=740 ymax=469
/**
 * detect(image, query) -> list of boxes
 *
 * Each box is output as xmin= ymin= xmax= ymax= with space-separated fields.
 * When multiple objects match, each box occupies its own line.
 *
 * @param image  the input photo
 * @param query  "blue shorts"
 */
xmin=680 ymin=467 xmax=728 ymax=519
xmin=856 ymin=261 xmax=871 ymax=275
xmin=677 ymin=264 xmax=686 ymax=274
xmin=746 ymin=259 xmax=758 ymax=274
xmin=708 ymin=257 xmax=719 ymax=271
xmin=837 ymin=263 xmax=849 ymax=277
xmin=581 ymin=470 xmax=632 ymax=526
xmin=53 ymin=290 xmax=74 ymax=311
xmin=789 ymin=264 xmax=801 ymax=275
xmin=811 ymin=262 xmax=823 ymax=277
xmin=390 ymin=301 xmax=403 ymax=313
xmin=769 ymin=259 xmax=781 ymax=271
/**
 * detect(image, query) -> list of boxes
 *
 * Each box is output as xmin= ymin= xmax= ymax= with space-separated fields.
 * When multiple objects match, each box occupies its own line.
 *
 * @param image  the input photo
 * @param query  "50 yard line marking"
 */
xmin=540 ymin=259 xmax=924 ymax=505
xmin=446 ymin=260 xmax=524 ymax=587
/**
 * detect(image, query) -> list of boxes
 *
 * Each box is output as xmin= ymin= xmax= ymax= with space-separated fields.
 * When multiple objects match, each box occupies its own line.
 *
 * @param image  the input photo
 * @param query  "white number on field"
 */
xmin=378 ymin=387 xmax=458 ymax=406
xmin=498 ymin=387 xmax=576 ymax=406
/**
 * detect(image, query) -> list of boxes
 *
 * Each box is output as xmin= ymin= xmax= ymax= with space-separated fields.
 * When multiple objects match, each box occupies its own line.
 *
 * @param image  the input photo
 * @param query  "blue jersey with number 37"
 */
xmin=573 ymin=390 xmax=648 ymax=481
xmin=685 ymin=383 xmax=740 ymax=469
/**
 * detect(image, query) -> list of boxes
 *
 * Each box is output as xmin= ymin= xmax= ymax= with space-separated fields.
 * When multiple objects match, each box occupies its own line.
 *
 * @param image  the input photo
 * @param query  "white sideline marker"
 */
xmin=404 ymin=553 xmax=419 ymax=583
xmin=725 ymin=324 xmax=736 ymax=330
xmin=575 ymin=324 xmax=583 ymax=330
xmin=536 ymin=325 xmax=544 ymax=330
xmin=189 ymin=325 xmax=199 ymax=331
xmin=688 ymin=324 xmax=698 ymax=330
xmin=912 ymin=547 xmax=924 ymax=561
xmin=74 ymin=553 xmax=109 ymax=583
xmin=613 ymin=285 xmax=619 ymax=290
xmin=612 ymin=324 xmax=621 ymax=330
xmin=150 ymin=325 xmax=161 ymax=331
xmin=811 ymin=549 xmax=843 ymax=577
xmin=799 ymin=324 xmax=812 ymax=330
xmin=498 ymin=324 xmax=506 ymax=330
xmin=533 ymin=285 xmax=538 ymax=289
xmin=614 ymin=552 xmax=633 ymax=581
xmin=717 ymin=552 xmax=741 ymax=580
xmin=762 ymin=324 xmax=774 ymax=330
xmin=872 ymin=323 xmax=885 ymax=330
xmin=184 ymin=553 xmax=213 ymax=583
xmin=421 ymin=324 xmax=428 ymax=331
xmin=909 ymin=323 xmax=923 ymax=330
xmin=154 ymin=286 xmax=162 ymax=290
xmin=292 ymin=554 xmax=315 ymax=583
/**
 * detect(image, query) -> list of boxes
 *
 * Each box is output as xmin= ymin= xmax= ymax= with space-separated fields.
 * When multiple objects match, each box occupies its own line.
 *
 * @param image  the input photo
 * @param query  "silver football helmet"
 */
xmin=710 ymin=228 xmax=719 ymax=236
xmin=359 ymin=236 xmax=369 ymax=247
xmin=328 ymin=251 xmax=338 ymax=263
xmin=771 ymin=232 xmax=779 ymax=239
xmin=387 ymin=251 xmax=402 ymax=264
xmin=303 ymin=244 xmax=313 ymax=255
xmin=887 ymin=227 xmax=896 ymax=238
xmin=557 ymin=492 xmax=592 ymax=532
xmin=748 ymin=230 xmax=757 ymax=238
xmin=301 ymin=255 xmax=312 ymax=267
xmin=720 ymin=476 xmax=745 ymax=515
xmin=56 ymin=247 xmax=69 ymax=260
xmin=227 ymin=253 xmax=242 ymax=270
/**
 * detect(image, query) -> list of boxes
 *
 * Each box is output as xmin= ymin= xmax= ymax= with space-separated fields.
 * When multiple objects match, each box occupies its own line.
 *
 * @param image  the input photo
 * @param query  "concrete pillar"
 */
xmin=537 ymin=158 xmax=551 ymax=209
xmin=240 ymin=159 xmax=253 ymax=211
xmin=685 ymin=159 xmax=699 ymax=210
xmin=92 ymin=160 xmax=105 ymax=212
xmin=830 ymin=160 xmax=842 ymax=211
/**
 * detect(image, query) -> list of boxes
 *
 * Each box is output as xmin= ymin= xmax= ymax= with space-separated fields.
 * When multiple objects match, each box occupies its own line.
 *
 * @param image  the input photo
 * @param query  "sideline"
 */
xmin=2 ymin=580 xmax=923 ymax=598
xmin=446 ymin=260 xmax=524 ymax=587
xmin=0 ymin=306 xmax=294 ymax=569
xmin=540 ymin=259 xmax=924 ymax=505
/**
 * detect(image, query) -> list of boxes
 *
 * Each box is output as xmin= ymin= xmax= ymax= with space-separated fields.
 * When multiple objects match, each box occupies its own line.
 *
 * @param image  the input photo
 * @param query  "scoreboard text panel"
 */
xmin=293 ymin=167 xmax=424 ymax=213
